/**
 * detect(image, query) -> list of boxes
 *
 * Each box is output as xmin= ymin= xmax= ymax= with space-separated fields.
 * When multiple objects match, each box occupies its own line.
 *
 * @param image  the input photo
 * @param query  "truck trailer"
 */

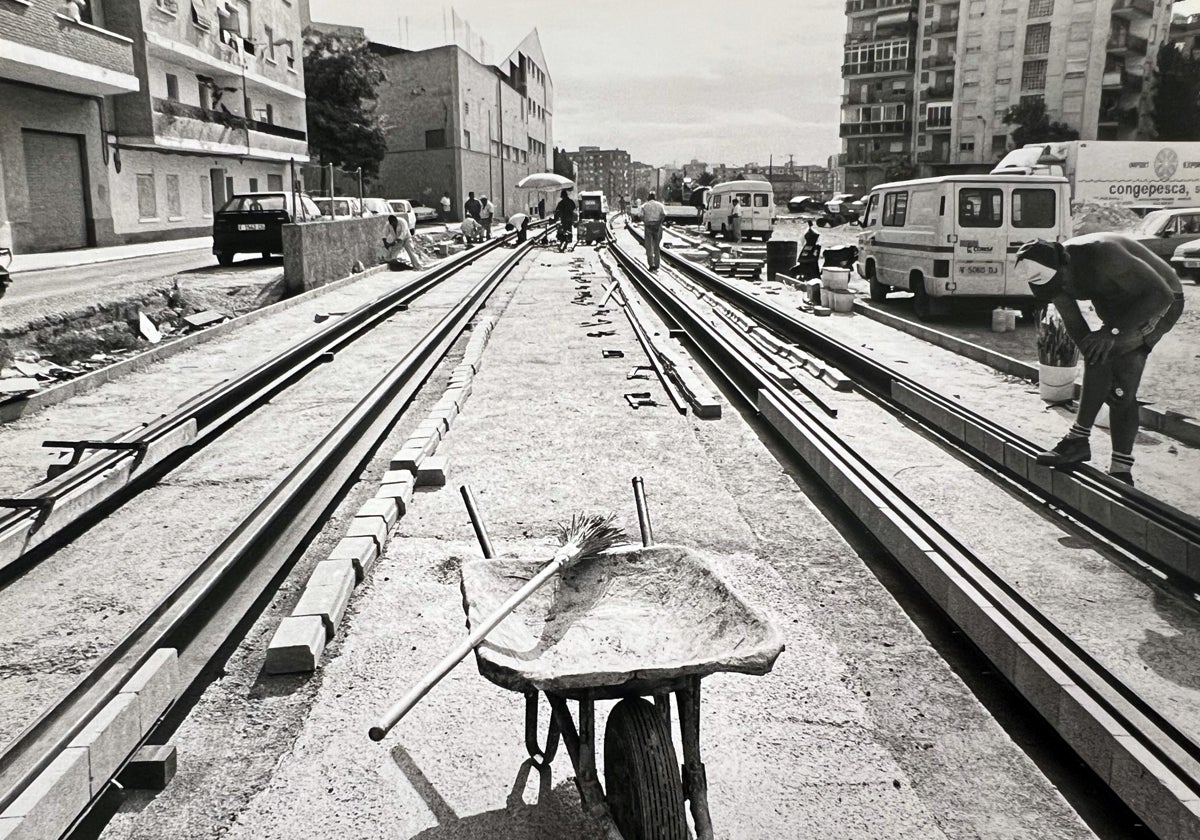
xmin=991 ymin=141 xmax=1200 ymax=209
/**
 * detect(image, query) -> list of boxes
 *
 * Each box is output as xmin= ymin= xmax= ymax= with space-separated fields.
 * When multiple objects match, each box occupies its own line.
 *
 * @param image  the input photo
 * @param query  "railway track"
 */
xmin=0 ymin=231 xmax=545 ymax=839
xmin=611 ymin=225 xmax=1200 ymax=840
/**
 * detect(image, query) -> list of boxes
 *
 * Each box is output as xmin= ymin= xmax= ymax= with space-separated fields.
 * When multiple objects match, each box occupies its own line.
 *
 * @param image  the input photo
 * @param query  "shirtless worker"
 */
xmin=1015 ymin=234 xmax=1184 ymax=487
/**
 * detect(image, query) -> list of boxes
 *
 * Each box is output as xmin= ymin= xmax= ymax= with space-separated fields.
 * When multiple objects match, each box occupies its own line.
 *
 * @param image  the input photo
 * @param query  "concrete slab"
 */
xmin=327 ymin=536 xmax=379 ymax=582
xmin=292 ymin=571 xmax=354 ymax=641
xmin=264 ymin=616 xmax=327 ymax=675
xmin=69 ymin=691 xmax=142 ymax=795
xmin=415 ymin=455 xmax=448 ymax=487
xmin=119 ymin=648 xmax=180 ymax=735
xmin=355 ymin=497 xmax=401 ymax=531
xmin=117 ymin=744 xmax=177 ymax=791
xmin=0 ymin=747 xmax=91 ymax=840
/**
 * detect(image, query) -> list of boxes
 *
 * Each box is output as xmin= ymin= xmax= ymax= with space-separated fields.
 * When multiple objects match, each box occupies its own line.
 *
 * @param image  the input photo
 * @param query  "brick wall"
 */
xmin=0 ymin=0 xmax=135 ymax=75
xmin=282 ymin=216 xmax=390 ymax=294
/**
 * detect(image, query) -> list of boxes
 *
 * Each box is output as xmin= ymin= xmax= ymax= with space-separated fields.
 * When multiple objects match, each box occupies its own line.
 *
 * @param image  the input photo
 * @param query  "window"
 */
xmin=200 ymin=176 xmax=212 ymax=216
xmin=166 ymin=73 xmax=179 ymax=101
xmin=1012 ymin=189 xmax=1056 ymax=228
xmin=958 ymin=188 xmax=1002 ymax=227
xmin=463 ymin=129 xmax=471 ymax=149
xmin=1022 ymin=59 xmax=1047 ymax=91
xmin=882 ymin=191 xmax=908 ymax=226
xmin=137 ymin=174 xmax=157 ymax=220
xmin=927 ymin=104 xmax=952 ymax=127
xmin=267 ymin=173 xmax=283 ymax=190
xmin=735 ymin=193 xmax=752 ymax=207
xmin=198 ymin=79 xmax=211 ymax=109
xmin=285 ymin=42 xmax=295 ymax=70
xmin=248 ymin=177 xmax=258 ymax=191
xmin=425 ymin=129 xmax=446 ymax=149
xmin=464 ymin=101 xmax=470 ymax=116
xmin=1025 ymin=23 xmax=1050 ymax=55
xmin=753 ymin=194 xmax=769 ymax=207
xmin=960 ymin=138 xmax=976 ymax=151
xmin=1028 ymin=0 xmax=1053 ymax=16
xmin=264 ymin=25 xmax=275 ymax=61
xmin=166 ymin=174 xmax=182 ymax=218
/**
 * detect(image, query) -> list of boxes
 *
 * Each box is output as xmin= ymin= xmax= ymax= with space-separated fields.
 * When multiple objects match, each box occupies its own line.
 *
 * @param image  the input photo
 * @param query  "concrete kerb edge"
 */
xmin=4 ymin=263 xmax=390 ymax=421
xmin=757 ymin=388 xmax=1200 ymax=839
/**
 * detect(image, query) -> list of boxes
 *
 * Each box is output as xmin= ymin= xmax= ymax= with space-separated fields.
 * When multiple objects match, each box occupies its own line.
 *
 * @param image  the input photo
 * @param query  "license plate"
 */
xmin=956 ymin=262 xmax=1001 ymax=276
xmin=238 ymin=223 xmax=266 ymax=231
xmin=1184 ymin=259 xmax=1200 ymax=268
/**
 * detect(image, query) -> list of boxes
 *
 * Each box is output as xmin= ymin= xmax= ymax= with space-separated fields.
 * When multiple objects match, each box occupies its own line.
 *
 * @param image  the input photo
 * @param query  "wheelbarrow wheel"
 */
xmin=603 ymin=697 xmax=688 ymax=840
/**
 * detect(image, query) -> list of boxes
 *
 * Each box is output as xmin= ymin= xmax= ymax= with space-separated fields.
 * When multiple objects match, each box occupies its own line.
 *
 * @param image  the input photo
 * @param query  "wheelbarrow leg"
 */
xmin=546 ymin=694 xmax=625 ymax=840
xmin=524 ymin=691 xmax=560 ymax=766
xmin=653 ymin=692 xmax=672 ymax=730
xmin=677 ymin=676 xmax=715 ymax=840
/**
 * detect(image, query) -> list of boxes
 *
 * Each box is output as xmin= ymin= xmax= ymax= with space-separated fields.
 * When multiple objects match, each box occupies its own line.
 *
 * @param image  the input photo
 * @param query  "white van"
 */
xmin=857 ymin=174 xmax=1071 ymax=319
xmin=702 ymin=180 xmax=776 ymax=241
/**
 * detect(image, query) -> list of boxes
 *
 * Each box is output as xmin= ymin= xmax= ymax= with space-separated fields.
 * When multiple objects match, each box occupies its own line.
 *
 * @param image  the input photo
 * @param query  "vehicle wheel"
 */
xmin=815 ymin=218 xmax=829 ymax=228
xmin=261 ymin=251 xmax=271 ymax=260
xmin=761 ymin=231 xmax=772 ymax=242
xmin=215 ymin=251 xmax=234 ymax=267
xmin=604 ymin=697 xmax=688 ymax=840
xmin=912 ymin=276 xmax=935 ymax=321
xmin=868 ymin=266 xmax=889 ymax=303
xmin=1020 ymin=304 xmax=1042 ymax=323
xmin=720 ymin=223 xmax=728 ymax=239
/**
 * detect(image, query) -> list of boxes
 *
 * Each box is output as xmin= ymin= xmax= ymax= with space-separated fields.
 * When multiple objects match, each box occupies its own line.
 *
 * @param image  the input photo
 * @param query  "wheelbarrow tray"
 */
xmin=460 ymin=544 xmax=784 ymax=697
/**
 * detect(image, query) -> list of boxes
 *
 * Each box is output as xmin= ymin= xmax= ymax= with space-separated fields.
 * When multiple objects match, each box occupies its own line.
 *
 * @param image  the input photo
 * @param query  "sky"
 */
xmin=307 ymin=0 xmax=846 ymax=169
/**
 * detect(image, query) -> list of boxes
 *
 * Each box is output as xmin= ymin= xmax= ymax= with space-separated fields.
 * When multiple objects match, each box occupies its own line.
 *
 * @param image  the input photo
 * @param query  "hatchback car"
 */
xmin=313 ymin=196 xmax=362 ymax=219
xmin=1131 ymin=207 xmax=1200 ymax=260
xmin=212 ymin=192 xmax=321 ymax=266
xmin=1169 ymin=239 xmax=1200 ymax=282
xmin=361 ymin=197 xmax=392 ymax=217
xmin=412 ymin=204 xmax=438 ymax=223
xmin=387 ymin=199 xmax=418 ymax=230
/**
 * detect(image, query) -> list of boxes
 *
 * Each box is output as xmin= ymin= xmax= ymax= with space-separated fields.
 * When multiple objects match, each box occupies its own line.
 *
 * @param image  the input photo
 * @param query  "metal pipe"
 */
xmin=632 ymin=476 xmax=653 ymax=546
xmin=460 ymin=485 xmax=495 ymax=558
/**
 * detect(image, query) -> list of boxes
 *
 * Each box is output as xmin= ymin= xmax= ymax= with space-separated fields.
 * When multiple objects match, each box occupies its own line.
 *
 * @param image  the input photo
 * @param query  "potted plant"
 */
xmin=1036 ymin=306 xmax=1079 ymax=403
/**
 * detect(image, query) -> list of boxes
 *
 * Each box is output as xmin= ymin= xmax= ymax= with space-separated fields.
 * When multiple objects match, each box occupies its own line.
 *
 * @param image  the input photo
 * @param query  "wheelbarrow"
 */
xmin=457 ymin=481 xmax=785 ymax=840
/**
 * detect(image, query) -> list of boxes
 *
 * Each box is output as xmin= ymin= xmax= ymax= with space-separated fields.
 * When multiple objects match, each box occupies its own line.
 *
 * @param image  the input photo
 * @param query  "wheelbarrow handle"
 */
xmin=369 ymin=551 xmax=570 ymax=741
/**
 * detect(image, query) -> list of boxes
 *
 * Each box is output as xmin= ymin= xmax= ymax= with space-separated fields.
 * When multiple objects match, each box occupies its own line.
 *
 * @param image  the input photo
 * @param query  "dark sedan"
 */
xmin=212 ymin=192 xmax=321 ymax=266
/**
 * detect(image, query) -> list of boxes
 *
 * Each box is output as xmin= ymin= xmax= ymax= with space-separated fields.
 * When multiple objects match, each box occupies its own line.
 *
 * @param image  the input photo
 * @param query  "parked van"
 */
xmin=857 ymin=174 xmax=1071 ymax=319
xmin=702 ymin=180 xmax=776 ymax=241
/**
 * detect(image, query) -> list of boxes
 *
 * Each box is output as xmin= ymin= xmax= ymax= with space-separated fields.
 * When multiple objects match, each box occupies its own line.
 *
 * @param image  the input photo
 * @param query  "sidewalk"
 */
xmin=9 ymin=236 xmax=211 ymax=274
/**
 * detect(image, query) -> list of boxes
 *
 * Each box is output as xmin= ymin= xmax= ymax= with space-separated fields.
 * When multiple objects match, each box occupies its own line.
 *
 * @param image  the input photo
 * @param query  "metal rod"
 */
xmin=632 ymin=476 xmax=653 ymax=546
xmin=460 ymin=485 xmax=495 ymax=559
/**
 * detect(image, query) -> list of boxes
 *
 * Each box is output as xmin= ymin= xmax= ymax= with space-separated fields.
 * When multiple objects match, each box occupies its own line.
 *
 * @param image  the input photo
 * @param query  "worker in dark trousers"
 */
xmin=1015 ymin=235 xmax=1184 ymax=487
xmin=641 ymin=191 xmax=666 ymax=270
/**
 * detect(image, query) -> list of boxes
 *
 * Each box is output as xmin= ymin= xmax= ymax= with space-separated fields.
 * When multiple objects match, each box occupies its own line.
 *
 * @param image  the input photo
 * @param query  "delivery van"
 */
xmin=857 ymin=174 xmax=1071 ymax=320
xmin=702 ymin=180 xmax=776 ymax=241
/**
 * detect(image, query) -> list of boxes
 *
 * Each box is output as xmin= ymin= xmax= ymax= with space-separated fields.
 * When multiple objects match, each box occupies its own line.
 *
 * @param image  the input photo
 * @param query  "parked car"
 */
xmin=1131 ymin=207 xmax=1200 ymax=260
xmin=412 ymin=203 xmax=438 ymax=223
xmin=387 ymin=199 xmax=418 ymax=230
xmin=787 ymin=195 xmax=823 ymax=214
xmin=212 ymin=191 xmax=322 ymax=266
xmin=1169 ymin=239 xmax=1200 ymax=282
xmin=313 ymin=196 xmax=362 ymax=218
xmin=361 ymin=197 xmax=392 ymax=216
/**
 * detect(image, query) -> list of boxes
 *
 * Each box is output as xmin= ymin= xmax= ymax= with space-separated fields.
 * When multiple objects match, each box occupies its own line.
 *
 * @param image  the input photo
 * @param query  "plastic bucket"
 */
xmin=1038 ymin=362 xmax=1077 ymax=403
xmin=766 ymin=241 xmax=799 ymax=282
xmin=828 ymin=289 xmax=855 ymax=313
xmin=992 ymin=308 xmax=1009 ymax=333
xmin=822 ymin=267 xmax=851 ymax=291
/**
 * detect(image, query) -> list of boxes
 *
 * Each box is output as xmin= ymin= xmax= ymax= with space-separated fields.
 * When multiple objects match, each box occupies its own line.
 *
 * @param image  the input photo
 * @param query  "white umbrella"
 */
xmin=516 ymin=172 xmax=575 ymax=191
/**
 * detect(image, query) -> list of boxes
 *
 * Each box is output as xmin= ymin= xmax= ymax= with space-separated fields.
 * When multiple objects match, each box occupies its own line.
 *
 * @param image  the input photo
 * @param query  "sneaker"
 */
xmin=1035 ymin=436 xmax=1092 ymax=467
xmin=1109 ymin=471 xmax=1135 ymax=487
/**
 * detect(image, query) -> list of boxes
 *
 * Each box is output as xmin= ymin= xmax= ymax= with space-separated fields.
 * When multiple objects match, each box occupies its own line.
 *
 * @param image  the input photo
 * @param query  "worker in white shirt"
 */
xmin=479 ymin=195 xmax=495 ymax=238
xmin=640 ymin=191 xmax=667 ymax=271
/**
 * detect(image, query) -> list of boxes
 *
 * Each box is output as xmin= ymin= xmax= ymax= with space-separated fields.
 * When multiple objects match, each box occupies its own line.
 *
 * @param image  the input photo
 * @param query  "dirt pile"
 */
xmin=1072 ymin=202 xmax=1140 ymax=236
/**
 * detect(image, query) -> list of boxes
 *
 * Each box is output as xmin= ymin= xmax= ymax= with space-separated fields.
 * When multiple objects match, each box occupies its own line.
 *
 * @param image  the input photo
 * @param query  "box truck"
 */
xmin=991 ymin=141 xmax=1200 ymax=209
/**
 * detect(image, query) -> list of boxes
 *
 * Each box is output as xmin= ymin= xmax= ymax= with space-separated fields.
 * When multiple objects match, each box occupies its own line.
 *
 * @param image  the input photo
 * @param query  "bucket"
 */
xmin=820 ymin=287 xmax=831 ymax=308
xmin=828 ymin=289 xmax=855 ymax=313
xmin=822 ymin=267 xmax=851 ymax=291
xmin=1038 ymin=362 xmax=1077 ymax=403
xmin=1006 ymin=309 xmax=1018 ymax=331
xmin=766 ymin=240 xmax=799 ymax=282
xmin=992 ymin=308 xmax=1008 ymax=333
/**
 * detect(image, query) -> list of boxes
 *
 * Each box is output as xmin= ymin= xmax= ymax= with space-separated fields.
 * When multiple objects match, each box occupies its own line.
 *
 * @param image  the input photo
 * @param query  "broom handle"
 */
xmin=632 ymin=476 xmax=654 ymax=547
xmin=369 ymin=552 xmax=568 ymax=741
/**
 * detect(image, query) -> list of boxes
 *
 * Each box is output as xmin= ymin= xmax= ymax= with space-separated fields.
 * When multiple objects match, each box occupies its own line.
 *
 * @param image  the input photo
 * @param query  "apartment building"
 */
xmin=1 ymin=0 xmax=139 ymax=251
xmin=629 ymin=161 xmax=656 ymax=200
xmin=565 ymin=146 xmax=631 ymax=201
xmin=102 ymin=0 xmax=309 ymax=242
xmin=838 ymin=0 xmax=1173 ymax=194
xmin=371 ymin=30 xmax=553 ymax=220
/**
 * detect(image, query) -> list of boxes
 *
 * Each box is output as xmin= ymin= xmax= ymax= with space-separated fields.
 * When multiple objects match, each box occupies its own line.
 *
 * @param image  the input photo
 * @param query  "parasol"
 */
xmin=516 ymin=172 xmax=575 ymax=191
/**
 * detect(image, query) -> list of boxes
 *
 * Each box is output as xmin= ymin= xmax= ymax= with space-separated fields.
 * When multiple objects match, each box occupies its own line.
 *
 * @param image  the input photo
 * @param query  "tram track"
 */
xmin=610 ymin=226 xmax=1200 ymax=840
xmin=0 ymin=232 xmax=545 ymax=839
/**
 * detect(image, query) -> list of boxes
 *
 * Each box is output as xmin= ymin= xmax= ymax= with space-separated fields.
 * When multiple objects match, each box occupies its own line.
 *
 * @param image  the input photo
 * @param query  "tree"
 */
xmin=552 ymin=146 xmax=575 ymax=179
xmin=303 ymin=30 xmax=388 ymax=180
xmin=1002 ymin=99 xmax=1079 ymax=148
xmin=1152 ymin=44 xmax=1200 ymax=140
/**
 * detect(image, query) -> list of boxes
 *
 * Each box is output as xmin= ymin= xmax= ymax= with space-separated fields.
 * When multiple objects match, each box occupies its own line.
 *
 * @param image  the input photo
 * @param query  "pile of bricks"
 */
xmin=264 ymin=313 xmax=501 ymax=674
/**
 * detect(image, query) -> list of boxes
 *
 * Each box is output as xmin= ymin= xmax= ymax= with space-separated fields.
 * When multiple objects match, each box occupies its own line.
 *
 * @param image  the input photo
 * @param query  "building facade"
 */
xmin=104 ymin=0 xmax=309 ymax=243
xmin=838 ymin=0 xmax=1172 ymax=194
xmin=372 ymin=30 xmax=553 ymax=220
xmin=1 ymin=0 xmax=139 ymax=252
xmin=565 ymin=146 xmax=631 ymax=201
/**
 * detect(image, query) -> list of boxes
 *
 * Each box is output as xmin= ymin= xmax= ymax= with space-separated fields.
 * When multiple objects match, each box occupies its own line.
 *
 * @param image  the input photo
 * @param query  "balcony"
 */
xmin=925 ymin=18 xmax=960 ymax=36
xmin=843 ymin=87 xmax=913 ymax=105
xmin=921 ymin=53 xmax=955 ymax=70
xmin=0 ymin=1 xmax=138 ymax=95
xmin=1101 ymin=68 xmax=1144 ymax=90
xmin=840 ymin=119 xmax=911 ymax=138
xmin=1111 ymin=0 xmax=1154 ymax=17
xmin=921 ymin=84 xmax=955 ymax=100
xmin=846 ymin=0 xmax=917 ymax=14
xmin=843 ymin=57 xmax=916 ymax=77
xmin=1098 ymin=105 xmax=1138 ymax=128
xmin=149 ymin=97 xmax=308 ymax=160
xmin=143 ymin=29 xmax=304 ymax=101
xmin=1107 ymin=32 xmax=1148 ymax=55
xmin=919 ymin=118 xmax=953 ymax=132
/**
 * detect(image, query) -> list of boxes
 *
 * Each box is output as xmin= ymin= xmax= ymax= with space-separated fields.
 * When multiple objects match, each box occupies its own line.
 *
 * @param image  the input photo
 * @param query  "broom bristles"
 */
xmin=553 ymin=512 xmax=626 ymax=565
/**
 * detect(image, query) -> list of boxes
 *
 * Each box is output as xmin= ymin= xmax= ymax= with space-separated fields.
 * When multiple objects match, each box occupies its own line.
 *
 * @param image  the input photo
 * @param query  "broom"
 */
xmin=369 ymin=512 xmax=626 ymax=741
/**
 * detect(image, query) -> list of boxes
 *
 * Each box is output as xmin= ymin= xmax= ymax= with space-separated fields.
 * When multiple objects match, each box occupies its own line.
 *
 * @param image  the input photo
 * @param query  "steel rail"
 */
xmin=637 ymin=224 xmax=1200 ymax=586
xmin=608 ymin=235 xmax=1200 ymax=840
xmin=0 ymin=236 xmax=513 ymax=580
xmin=0 ymin=234 xmax=542 ymax=820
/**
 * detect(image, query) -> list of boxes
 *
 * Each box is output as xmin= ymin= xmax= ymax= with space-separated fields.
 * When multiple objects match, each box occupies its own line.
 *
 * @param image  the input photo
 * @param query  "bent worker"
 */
xmin=383 ymin=214 xmax=426 ymax=270
xmin=460 ymin=216 xmax=485 ymax=243
xmin=641 ymin=191 xmax=666 ymax=271
xmin=1015 ymin=235 xmax=1184 ymax=486
xmin=505 ymin=211 xmax=530 ymax=244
